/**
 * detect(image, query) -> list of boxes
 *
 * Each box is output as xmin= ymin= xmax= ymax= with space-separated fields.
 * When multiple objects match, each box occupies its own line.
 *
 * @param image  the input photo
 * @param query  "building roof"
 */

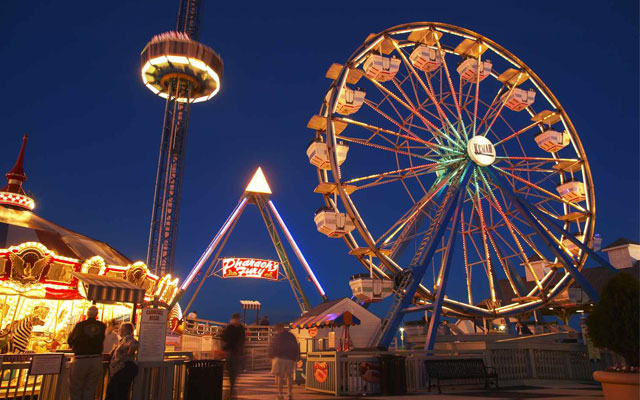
xmin=601 ymin=237 xmax=640 ymax=251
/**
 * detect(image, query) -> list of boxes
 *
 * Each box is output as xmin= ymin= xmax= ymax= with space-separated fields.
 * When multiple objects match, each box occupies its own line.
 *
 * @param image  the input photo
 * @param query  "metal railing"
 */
xmin=0 ymin=352 xmax=192 ymax=400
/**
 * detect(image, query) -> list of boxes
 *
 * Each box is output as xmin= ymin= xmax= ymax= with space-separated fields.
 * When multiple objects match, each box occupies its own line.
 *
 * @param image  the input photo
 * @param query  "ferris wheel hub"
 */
xmin=467 ymin=136 xmax=496 ymax=167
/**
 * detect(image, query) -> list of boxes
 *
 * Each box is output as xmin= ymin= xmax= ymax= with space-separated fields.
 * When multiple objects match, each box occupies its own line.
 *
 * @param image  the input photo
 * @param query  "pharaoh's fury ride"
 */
xmin=305 ymin=23 xmax=614 ymax=349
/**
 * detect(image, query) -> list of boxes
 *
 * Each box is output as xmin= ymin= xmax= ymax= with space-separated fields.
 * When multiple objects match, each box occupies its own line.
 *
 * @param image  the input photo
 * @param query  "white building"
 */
xmin=290 ymin=297 xmax=380 ymax=351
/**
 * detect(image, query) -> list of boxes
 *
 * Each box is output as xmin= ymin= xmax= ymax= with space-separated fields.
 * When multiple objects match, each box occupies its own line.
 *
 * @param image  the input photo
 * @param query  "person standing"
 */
xmin=106 ymin=323 xmax=139 ymax=400
xmin=67 ymin=306 xmax=106 ymax=400
xmin=103 ymin=320 xmax=119 ymax=354
xmin=221 ymin=313 xmax=245 ymax=399
xmin=269 ymin=324 xmax=299 ymax=400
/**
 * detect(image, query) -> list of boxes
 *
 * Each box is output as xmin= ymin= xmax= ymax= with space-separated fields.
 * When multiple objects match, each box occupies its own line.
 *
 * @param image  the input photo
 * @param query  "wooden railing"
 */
xmin=305 ymin=342 xmax=596 ymax=396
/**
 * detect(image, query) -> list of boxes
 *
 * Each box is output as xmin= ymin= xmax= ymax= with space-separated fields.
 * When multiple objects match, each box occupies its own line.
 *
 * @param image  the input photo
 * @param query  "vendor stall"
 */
xmin=290 ymin=298 xmax=380 ymax=351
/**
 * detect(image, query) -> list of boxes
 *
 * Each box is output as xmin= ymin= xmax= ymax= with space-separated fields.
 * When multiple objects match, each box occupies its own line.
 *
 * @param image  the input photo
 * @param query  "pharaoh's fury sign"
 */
xmin=221 ymin=258 xmax=279 ymax=281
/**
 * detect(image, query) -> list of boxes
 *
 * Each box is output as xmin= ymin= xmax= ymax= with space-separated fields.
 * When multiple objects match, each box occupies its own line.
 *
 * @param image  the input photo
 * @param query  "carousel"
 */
xmin=0 ymin=135 xmax=180 ymax=354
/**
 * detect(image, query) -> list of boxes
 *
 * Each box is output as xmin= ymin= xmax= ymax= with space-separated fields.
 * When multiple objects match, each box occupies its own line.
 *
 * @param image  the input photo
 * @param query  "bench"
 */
xmin=424 ymin=358 xmax=499 ymax=393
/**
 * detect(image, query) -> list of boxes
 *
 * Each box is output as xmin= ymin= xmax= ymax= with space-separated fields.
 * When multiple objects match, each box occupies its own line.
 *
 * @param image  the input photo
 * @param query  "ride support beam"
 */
xmin=255 ymin=195 xmax=311 ymax=313
xmin=424 ymin=184 xmax=466 ymax=350
xmin=267 ymin=200 xmax=328 ymax=301
xmin=377 ymin=164 xmax=473 ymax=348
xmin=487 ymin=168 xmax=600 ymax=302
xmin=520 ymin=201 xmax=617 ymax=273
xmin=179 ymin=197 xmax=248 ymax=292
xmin=181 ymin=206 xmax=241 ymax=316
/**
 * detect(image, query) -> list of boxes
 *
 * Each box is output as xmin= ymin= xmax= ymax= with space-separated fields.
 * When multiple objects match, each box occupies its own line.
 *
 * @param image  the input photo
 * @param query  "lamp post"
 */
xmin=399 ymin=326 xmax=405 ymax=348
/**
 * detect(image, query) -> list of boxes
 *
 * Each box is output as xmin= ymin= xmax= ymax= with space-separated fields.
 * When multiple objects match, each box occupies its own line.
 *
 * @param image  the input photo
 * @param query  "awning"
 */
xmin=299 ymin=311 xmax=361 ymax=329
xmin=71 ymin=272 xmax=145 ymax=304
xmin=291 ymin=315 xmax=317 ymax=329
xmin=314 ymin=311 xmax=360 ymax=328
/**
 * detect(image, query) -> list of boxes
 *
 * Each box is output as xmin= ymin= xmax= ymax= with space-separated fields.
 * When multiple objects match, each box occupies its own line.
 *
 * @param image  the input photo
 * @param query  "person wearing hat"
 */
xmin=67 ymin=305 xmax=106 ymax=400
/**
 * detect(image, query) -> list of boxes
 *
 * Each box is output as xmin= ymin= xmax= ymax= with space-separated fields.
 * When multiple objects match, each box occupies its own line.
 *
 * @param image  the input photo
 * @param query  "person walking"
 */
xmin=103 ymin=320 xmax=119 ymax=354
xmin=269 ymin=324 xmax=299 ymax=400
xmin=67 ymin=305 xmax=106 ymax=400
xmin=221 ymin=313 xmax=245 ymax=399
xmin=105 ymin=322 xmax=139 ymax=400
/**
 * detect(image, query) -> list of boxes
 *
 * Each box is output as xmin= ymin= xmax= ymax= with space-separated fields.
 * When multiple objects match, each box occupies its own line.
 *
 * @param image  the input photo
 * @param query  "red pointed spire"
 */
xmin=3 ymin=135 xmax=28 ymax=194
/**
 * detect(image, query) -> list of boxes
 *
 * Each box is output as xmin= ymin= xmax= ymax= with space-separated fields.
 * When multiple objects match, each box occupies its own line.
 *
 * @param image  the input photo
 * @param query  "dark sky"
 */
xmin=1 ymin=1 xmax=637 ymax=323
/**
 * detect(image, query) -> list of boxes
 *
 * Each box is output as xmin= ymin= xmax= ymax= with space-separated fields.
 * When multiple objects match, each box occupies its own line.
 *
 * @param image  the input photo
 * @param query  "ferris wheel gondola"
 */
xmin=306 ymin=22 xmax=616 ymax=349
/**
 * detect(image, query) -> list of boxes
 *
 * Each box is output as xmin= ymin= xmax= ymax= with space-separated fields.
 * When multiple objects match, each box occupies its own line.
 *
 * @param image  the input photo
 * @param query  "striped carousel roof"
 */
xmin=0 ymin=205 xmax=131 ymax=266
xmin=0 ymin=136 xmax=131 ymax=266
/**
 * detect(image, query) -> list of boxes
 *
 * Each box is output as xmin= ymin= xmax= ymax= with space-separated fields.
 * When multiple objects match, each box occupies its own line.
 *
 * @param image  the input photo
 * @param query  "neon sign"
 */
xmin=222 ymin=258 xmax=279 ymax=281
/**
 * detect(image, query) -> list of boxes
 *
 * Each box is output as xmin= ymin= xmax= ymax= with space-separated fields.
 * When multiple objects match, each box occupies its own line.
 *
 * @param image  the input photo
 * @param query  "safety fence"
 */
xmin=0 ymin=352 xmax=191 ymax=400
xmin=305 ymin=342 xmax=595 ymax=396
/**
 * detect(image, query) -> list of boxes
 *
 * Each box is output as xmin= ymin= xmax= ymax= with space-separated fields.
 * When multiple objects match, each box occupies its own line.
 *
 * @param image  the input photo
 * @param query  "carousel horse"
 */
xmin=0 ymin=308 xmax=48 ymax=353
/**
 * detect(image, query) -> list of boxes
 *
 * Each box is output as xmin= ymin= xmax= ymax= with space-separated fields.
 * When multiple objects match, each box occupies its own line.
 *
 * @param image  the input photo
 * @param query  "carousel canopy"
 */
xmin=0 ymin=135 xmax=130 ymax=266
xmin=0 ymin=205 xmax=131 ymax=266
xmin=0 ymin=136 xmax=180 ymax=305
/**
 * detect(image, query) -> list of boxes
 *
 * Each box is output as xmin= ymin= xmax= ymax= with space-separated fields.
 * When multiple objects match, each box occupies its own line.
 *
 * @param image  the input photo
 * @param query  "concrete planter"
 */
xmin=593 ymin=370 xmax=640 ymax=400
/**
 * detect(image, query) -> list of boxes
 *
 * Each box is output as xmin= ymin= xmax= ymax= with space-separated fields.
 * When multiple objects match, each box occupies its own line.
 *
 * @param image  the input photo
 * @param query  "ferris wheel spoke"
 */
xmin=494 ymin=119 xmax=546 ymax=146
xmin=360 ymin=102 xmax=455 ymax=154
xmin=486 ymin=228 xmax=522 ymax=298
xmin=432 ymin=35 xmax=467 ymax=138
xmin=344 ymin=162 xmax=452 ymax=191
xmin=473 ymin=177 xmax=498 ymax=305
xmin=364 ymin=73 xmax=454 ymax=144
xmin=481 ymin=76 xmax=527 ymax=138
xmin=460 ymin=208 xmax=473 ymax=305
xmin=338 ymin=135 xmax=438 ymax=162
xmin=478 ymin=170 xmax=545 ymax=291
xmin=471 ymin=52 xmax=483 ymax=136
xmin=379 ymin=165 xmax=463 ymax=249
xmin=334 ymin=113 xmax=447 ymax=152
xmin=390 ymin=39 xmax=461 ymax=140
xmin=493 ymin=166 xmax=587 ymax=213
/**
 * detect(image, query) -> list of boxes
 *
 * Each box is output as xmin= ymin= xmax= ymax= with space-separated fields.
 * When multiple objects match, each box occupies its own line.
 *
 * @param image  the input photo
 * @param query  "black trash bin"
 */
xmin=377 ymin=354 xmax=407 ymax=395
xmin=185 ymin=359 xmax=224 ymax=400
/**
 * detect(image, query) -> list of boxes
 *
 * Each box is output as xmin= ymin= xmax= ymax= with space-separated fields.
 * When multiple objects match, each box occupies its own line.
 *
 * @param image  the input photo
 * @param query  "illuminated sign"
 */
xmin=467 ymin=136 xmax=496 ymax=166
xmin=222 ymin=258 xmax=279 ymax=281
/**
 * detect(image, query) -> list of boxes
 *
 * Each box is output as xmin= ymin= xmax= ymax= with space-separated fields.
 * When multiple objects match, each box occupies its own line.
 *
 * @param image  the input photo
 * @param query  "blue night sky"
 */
xmin=1 ymin=1 xmax=638 ymax=323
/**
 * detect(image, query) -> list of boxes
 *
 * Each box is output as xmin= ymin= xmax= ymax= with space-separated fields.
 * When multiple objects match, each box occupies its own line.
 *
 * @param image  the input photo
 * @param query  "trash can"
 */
xmin=377 ymin=354 xmax=407 ymax=395
xmin=185 ymin=359 xmax=224 ymax=400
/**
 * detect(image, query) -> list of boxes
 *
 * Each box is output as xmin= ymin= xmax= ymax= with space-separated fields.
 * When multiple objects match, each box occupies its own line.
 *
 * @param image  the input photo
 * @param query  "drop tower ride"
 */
xmin=140 ymin=0 xmax=223 ymax=276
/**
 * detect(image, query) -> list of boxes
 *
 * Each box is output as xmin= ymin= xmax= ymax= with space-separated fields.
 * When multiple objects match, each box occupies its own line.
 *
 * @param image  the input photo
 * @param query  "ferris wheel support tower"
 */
xmin=141 ymin=0 xmax=224 ymax=276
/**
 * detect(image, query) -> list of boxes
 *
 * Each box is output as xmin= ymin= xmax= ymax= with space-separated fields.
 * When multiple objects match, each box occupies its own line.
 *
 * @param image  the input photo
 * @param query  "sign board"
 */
xmin=467 ymin=136 xmax=496 ymax=166
xmin=222 ymin=258 xmax=279 ymax=281
xmin=308 ymin=326 xmax=318 ymax=338
xmin=29 ymin=353 xmax=64 ymax=375
xmin=138 ymin=307 xmax=167 ymax=362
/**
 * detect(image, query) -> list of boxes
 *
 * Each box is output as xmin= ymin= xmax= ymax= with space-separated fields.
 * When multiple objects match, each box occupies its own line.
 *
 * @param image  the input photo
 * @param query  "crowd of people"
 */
xmin=67 ymin=306 xmax=139 ymax=400
xmin=67 ymin=308 xmax=300 ymax=400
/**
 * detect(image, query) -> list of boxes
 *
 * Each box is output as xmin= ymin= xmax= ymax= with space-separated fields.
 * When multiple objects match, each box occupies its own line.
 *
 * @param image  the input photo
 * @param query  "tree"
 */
xmin=586 ymin=273 xmax=639 ymax=367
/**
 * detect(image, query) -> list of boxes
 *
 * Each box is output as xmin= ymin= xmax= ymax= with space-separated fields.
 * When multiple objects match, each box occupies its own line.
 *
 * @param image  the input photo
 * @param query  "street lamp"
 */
xmin=399 ymin=326 xmax=405 ymax=348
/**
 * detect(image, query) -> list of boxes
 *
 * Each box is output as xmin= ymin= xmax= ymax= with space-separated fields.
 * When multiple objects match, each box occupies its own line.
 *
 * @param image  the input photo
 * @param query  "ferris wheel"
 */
xmin=306 ymin=23 xmax=614 ymax=349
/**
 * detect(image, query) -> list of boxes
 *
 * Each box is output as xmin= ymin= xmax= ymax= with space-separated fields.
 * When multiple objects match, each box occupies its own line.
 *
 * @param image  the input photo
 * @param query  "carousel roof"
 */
xmin=0 ymin=136 xmax=131 ymax=266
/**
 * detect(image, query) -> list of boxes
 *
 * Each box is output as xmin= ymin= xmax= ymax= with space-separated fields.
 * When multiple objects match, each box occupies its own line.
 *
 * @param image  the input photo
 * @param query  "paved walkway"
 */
xmin=224 ymin=371 xmax=603 ymax=399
